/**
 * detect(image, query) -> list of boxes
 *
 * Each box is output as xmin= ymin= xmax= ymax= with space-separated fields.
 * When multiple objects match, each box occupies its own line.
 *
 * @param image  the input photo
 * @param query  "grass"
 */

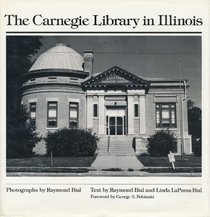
xmin=7 ymin=155 xmax=201 ymax=168
xmin=137 ymin=155 xmax=201 ymax=168
xmin=7 ymin=156 xmax=96 ymax=168
xmin=141 ymin=167 xmax=201 ymax=173
xmin=6 ymin=155 xmax=201 ymax=174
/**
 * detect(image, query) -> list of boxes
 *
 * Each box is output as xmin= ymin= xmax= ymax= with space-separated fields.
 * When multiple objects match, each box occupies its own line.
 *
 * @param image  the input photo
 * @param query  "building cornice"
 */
xmin=82 ymin=66 xmax=150 ymax=92
xmin=22 ymin=69 xmax=89 ymax=79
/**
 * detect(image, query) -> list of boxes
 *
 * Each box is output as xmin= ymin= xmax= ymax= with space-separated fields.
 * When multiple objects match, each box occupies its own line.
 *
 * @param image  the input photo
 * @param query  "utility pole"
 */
xmin=178 ymin=61 xmax=184 ymax=162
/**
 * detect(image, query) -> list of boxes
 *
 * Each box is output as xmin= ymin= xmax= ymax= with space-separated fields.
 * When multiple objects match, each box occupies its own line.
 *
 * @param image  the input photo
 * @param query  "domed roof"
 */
xmin=29 ymin=43 xmax=84 ymax=72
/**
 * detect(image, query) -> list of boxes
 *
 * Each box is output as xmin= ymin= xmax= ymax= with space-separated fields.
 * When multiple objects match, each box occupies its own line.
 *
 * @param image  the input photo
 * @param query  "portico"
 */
xmin=83 ymin=66 xmax=149 ymax=139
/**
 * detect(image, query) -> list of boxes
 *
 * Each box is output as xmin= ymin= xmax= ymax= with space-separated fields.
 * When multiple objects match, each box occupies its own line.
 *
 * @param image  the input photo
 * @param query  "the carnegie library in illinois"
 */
xmin=21 ymin=43 xmax=192 ymax=155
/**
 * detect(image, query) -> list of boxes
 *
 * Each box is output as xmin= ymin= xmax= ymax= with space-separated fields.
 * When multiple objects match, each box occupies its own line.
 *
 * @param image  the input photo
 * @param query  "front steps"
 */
xmin=92 ymin=136 xmax=144 ymax=170
xmin=97 ymin=136 xmax=135 ymax=156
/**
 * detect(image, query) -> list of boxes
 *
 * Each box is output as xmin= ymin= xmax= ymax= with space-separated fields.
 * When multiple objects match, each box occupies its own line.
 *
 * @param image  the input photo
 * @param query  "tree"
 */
xmin=7 ymin=105 xmax=41 ymax=158
xmin=187 ymin=100 xmax=201 ymax=156
xmin=6 ymin=36 xmax=43 ymax=158
xmin=147 ymin=130 xmax=177 ymax=156
xmin=7 ymin=36 xmax=43 ymax=109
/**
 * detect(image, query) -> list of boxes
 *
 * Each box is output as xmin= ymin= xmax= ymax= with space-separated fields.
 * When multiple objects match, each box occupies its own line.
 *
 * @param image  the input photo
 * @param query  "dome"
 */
xmin=29 ymin=43 xmax=84 ymax=72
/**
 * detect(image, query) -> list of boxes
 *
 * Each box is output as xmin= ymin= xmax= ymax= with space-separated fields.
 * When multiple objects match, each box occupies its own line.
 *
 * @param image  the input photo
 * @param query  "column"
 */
xmin=86 ymin=95 xmax=93 ymax=129
xmin=127 ymin=95 xmax=134 ymax=134
xmin=140 ymin=95 xmax=146 ymax=134
xmin=98 ymin=95 xmax=105 ymax=134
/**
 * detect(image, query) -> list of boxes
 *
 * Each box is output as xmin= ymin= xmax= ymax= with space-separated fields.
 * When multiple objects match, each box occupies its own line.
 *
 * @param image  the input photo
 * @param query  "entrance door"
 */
xmin=108 ymin=116 xmax=124 ymax=135
xmin=106 ymin=107 xmax=126 ymax=135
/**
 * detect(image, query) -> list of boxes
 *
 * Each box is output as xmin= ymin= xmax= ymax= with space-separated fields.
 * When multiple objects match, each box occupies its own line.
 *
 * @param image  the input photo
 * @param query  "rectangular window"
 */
xmin=156 ymin=103 xmax=176 ymax=128
xmin=29 ymin=102 xmax=36 ymax=127
xmin=48 ymin=76 xmax=57 ymax=80
xmin=47 ymin=101 xmax=57 ymax=128
xmin=106 ymin=115 xmax=109 ymax=135
xmin=93 ymin=104 xmax=98 ymax=117
xmin=48 ymin=76 xmax=57 ymax=82
xmin=69 ymin=102 xmax=79 ymax=128
xmin=29 ymin=78 xmax=37 ymax=83
xmin=70 ymin=78 xmax=78 ymax=81
xmin=134 ymin=104 xmax=139 ymax=117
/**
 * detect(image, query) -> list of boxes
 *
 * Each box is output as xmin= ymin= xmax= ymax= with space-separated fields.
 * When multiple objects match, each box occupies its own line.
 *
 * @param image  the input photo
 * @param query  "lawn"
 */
xmin=7 ymin=155 xmax=201 ymax=168
xmin=7 ymin=156 xmax=96 ymax=167
xmin=7 ymin=155 xmax=201 ymax=173
xmin=137 ymin=155 xmax=201 ymax=167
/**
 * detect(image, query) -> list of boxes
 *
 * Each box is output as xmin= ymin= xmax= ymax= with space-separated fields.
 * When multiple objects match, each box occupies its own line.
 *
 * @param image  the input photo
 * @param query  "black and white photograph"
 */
xmin=6 ymin=36 xmax=201 ymax=177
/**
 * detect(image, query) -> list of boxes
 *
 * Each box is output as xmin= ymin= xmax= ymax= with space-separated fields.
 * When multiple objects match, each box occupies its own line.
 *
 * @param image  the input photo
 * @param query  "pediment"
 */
xmin=96 ymin=72 xmax=132 ymax=84
xmin=82 ymin=66 xmax=150 ymax=90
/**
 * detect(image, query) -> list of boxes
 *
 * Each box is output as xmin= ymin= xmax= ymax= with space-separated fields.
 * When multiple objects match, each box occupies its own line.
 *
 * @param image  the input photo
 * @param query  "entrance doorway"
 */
xmin=108 ymin=116 xmax=124 ymax=135
xmin=106 ymin=107 xmax=126 ymax=135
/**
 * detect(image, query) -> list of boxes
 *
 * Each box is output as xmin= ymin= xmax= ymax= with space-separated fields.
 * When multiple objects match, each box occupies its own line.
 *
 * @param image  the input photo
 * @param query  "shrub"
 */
xmin=147 ymin=130 xmax=177 ymax=156
xmin=45 ymin=128 xmax=98 ymax=157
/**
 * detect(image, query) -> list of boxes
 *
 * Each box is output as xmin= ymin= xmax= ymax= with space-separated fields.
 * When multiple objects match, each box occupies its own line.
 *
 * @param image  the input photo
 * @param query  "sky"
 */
xmin=33 ymin=36 xmax=201 ymax=107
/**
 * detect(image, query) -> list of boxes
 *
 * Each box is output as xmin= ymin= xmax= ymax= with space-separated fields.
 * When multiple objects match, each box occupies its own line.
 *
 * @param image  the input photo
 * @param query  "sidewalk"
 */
xmin=91 ymin=155 xmax=144 ymax=170
xmin=7 ymin=170 xmax=201 ymax=177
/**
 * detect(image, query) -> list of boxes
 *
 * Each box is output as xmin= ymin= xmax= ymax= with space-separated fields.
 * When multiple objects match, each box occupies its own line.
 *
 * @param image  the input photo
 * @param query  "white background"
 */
xmin=0 ymin=0 xmax=209 ymax=216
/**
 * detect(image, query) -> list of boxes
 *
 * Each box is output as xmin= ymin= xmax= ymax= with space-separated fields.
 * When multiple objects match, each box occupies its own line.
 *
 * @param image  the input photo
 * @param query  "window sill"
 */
xmin=155 ymin=128 xmax=178 ymax=131
xmin=46 ymin=127 xmax=58 ymax=130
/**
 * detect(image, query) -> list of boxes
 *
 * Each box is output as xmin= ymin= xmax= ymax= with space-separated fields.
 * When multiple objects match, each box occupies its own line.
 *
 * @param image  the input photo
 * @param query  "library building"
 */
xmin=21 ymin=43 xmax=192 ymax=156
